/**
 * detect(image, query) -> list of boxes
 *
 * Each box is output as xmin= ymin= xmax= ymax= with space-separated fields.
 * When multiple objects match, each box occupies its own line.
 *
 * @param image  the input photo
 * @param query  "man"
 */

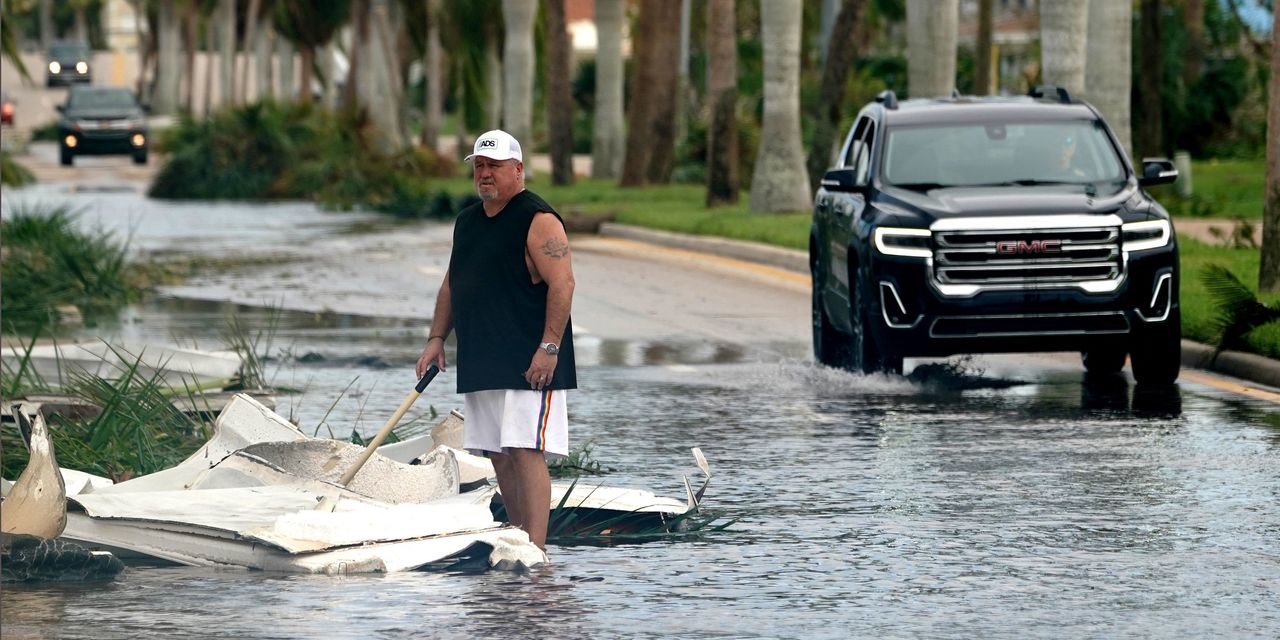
xmin=415 ymin=129 xmax=576 ymax=553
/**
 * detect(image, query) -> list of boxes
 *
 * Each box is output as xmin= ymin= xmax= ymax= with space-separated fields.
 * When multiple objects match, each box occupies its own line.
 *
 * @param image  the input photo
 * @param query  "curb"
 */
xmin=597 ymin=223 xmax=809 ymax=274
xmin=597 ymin=222 xmax=1280 ymax=390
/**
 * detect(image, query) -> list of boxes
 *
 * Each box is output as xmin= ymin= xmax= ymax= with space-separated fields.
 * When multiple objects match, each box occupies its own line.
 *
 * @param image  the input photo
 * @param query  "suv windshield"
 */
xmin=882 ymin=120 xmax=1125 ymax=188
xmin=50 ymin=43 xmax=89 ymax=59
xmin=68 ymin=89 xmax=137 ymax=110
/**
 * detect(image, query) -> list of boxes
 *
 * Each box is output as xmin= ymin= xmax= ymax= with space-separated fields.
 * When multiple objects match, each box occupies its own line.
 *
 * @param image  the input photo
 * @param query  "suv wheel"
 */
xmin=812 ymin=270 xmax=854 ymax=368
xmin=1129 ymin=314 xmax=1181 ymax=385
xmin=852 ymin=269 xmax=903 ymax=375
xmin=133 ymin=149 xmax=148 ymax=165
xmin=59 ymin=145 xmax=74 ymax=166
xmin=1082 ymin=344 xmax=1127 ymax=375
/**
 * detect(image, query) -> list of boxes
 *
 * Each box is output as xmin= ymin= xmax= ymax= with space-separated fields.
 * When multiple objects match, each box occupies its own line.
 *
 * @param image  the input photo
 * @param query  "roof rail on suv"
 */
xmin=875 ymin=90 xmax=898 ymax=110
xmin=1028 ymin=85 xmax=1074 ymax=104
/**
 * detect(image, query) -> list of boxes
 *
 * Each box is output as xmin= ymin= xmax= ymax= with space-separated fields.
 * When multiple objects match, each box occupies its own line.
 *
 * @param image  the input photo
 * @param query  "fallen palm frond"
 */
xmin=547 ymin=439 xmax=613 ymax=478
xmin=485 ymin=476 xmax=734 ymax=546
xmin=1 ymin=151 xmax=35 ymax=187
xmin=1200 ymin=263 xmax=1280 ymax=356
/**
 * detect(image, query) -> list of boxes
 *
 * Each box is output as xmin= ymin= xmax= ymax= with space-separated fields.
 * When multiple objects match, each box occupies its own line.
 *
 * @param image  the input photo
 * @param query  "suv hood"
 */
xmin=880 ymin=183 xmax=1137 ymax=221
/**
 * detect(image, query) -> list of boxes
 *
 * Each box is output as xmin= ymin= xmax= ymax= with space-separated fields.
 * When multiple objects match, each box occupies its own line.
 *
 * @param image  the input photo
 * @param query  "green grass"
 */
xmin=1178 ymin=237 xmax=1280 ymax=358
xmin=1 ymin=205 xmax=145 ymax=332
xmin=1149 ymin=158 xmax=1267 ymax=220
xmin=429 ymin=176 xmax=812 ymax=249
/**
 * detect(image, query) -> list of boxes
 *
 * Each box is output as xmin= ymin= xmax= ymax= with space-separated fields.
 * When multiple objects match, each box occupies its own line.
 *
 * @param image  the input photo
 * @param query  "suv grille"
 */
xmin=933 ymin=225 xmax=1120 ymax=288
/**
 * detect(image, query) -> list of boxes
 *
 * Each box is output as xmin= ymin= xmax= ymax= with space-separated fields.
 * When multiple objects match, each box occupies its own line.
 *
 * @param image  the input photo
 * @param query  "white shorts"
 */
xmin=463 ymin=389 xmax=568 ymax=460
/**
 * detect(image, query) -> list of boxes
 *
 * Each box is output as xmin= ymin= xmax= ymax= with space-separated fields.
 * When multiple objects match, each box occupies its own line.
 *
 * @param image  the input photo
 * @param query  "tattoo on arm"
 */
xmin=539 ymin=238 xmax=570 ymax=259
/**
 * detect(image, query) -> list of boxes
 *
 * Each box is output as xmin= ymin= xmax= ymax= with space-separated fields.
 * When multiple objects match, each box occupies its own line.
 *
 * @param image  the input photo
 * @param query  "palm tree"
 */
xmin=905 ymin=0 xmax=957 ymax=98
xmin=421 ymin=0 xmax=444 ymax=149
xmin=274 ymin=0 xmax=352 ymax=105
xmin=620 ymin=0 xmax=680 ymax=187
xmin=592 ymin=0 xmax=625 ymax=179
xmin=974 ymin=0 xmax=994 ymax=95
xmin=502 ymin=0 xmax=535 ymax=171
xmin=1136 ymin=0 xmax=1163 ymax=158
xmin=1259 ymin=11 xmax=1280 ymax=292
xmin=705 ymin=0 xmax=738 ymax=206
xmin=1085 ymin=0 xmax=1131 ymax=158
xmin=1040 ymin=0 xmax=1088 ymax=93
xmin=216 ymin=0 xmax=236 ymax=107
xmin=543 ymin=0 xmax=574 ymax=186
xmin=153 ymin=0 xmax=183 ymax=115
xmin=749 ymin=0 xmax=810 ymax=213
xmin=805 ymin=0 xmax=867 ymax=197
xmin=2 ymin=0 xmax=30 ymax=81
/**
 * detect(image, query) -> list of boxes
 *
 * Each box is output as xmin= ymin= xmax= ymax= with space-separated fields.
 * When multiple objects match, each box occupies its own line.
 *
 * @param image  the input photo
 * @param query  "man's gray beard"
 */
xmin=478 ymin=187 xmax=498 ymax=200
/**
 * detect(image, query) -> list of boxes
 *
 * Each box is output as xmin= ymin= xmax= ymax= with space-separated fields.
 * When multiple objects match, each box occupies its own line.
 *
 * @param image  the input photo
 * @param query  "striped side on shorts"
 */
xmin=536 ymin=389 xmax=554 ymax=450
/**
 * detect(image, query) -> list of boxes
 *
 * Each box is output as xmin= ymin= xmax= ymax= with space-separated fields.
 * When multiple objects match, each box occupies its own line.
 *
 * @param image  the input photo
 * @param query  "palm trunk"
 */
xmin=183 ymin=3 xmax=199 ymax=112
xmin=217 ymin=0 xmax=236 ymax=107
xmin=203 ymin=20 xmax=215 ymax=116
xmin=705 ymin=0 xmax=739 ymax=206
xmin=238 ymin=0 xmax=261 ymax=103
xmin=277 ymin=37 xmax=295 ymax=101
xmin=254 ymin=18 xmax=273 ymax=102
xmin=805 ymin=0 xmax=866 ymax=196
xmin=1258 ymin=14 xmax=1280 ymax=292
xmin=1136 ymin=0 xmax=1163 ymax=158
xmin=974 ymin=0 xmax=994 ymax=95
xmin=485 ymin=36 xmax=502 ymax=130
xmin=39 ymin=0 xmax=54 ymax=50
xmin=749 ymin=0 xmax=811 ymax=213
xmin=905 ymin=0 xmax=957 ymax=98
xmin=591 ymin=0 xmax=624 ymax=179
xmin=422 ymin=0 xmax=444 ymax=150
xmin=1086 ymin=0 xmax=1131 ymax=159
xmin=153 ymin=1 xmax=182 ymax=115
xmin=322 ymin=40 xmax=338 ymax=109
xmin=299 ymin=46 xmax=315 ymax=106
xmin=501 ymin=0 xmax=536 ymax=177
xmin=1183 ymin=0 xmax=1204 ymax=88
xmin=620 ymin=0 xmax=680 ymax=187
xmin=544 ymin=0 xmax=574 ymax=186
xmin=1040 ymin=0 xmax=1089 ymax=94
xmin=73 ymin=7 xmax=89 ymax=43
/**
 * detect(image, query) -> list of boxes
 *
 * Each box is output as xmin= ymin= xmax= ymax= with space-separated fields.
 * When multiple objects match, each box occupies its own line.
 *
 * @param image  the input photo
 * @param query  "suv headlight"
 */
xmin=76 ymin=61 xmax=89 ymax=74
xmin=49 ymin=61 xmax=61 ymax=74
xmin=1122 ymin=219 xmax=1171 ymax=252
xmin=874 ymin=227 xmax=932 ymax=258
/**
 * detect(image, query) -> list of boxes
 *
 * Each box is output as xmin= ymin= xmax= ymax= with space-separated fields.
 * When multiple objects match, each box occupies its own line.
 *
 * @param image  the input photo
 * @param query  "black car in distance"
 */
xmin=810 ymin=86 xmax=1181 ymax=385
xmin=46 ymin=40 xmax=93 ymax=87
xmin=57 ymin=86 xmax=149 ymax=166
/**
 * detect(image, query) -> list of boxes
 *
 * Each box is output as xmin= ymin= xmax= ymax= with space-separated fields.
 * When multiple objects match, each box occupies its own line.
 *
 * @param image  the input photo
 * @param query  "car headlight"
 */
xmin=49 ymin=61 xmax=61 ymax=74
xmin=1122 ymin=219 xmax=1171 ymax=252
xmin=874 ymin=227 xmax=932 ymax=258
xmin=76 ymin=61 xmax=89 ymax=74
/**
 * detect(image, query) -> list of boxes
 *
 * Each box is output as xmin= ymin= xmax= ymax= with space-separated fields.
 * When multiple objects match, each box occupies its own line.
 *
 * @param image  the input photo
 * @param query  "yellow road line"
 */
xmin=577 ymin=236 xmax=811 ymax=288
xmin=1181 ymin=369 xmax=1280 ymax=404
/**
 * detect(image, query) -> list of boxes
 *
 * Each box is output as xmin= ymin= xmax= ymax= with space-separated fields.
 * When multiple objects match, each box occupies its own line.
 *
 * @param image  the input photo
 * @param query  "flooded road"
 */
xmin=3 ymin=187 xmax=1280 ymax=638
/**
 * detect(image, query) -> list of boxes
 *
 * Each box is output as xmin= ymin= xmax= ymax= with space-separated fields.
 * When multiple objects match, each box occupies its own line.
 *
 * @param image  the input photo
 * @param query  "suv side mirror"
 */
xmin=820 ymin=168 xmax=865 ymax=194
xmin=1139 ymin=158 xmax=1178 ymax=187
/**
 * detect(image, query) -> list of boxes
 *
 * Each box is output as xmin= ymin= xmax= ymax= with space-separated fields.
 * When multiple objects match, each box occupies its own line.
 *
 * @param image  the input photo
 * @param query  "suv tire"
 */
xmin=852 ymin=269 xmax=903 ymax=375
xmin=1130 ymin=315 xmax=1181 ymax=385
xmin=812 ymin=270 xmax=854 ymax=368
xmin=60 ymin=145 xmax=73 ymax=166
xmin=1082 ymin=344 xmax=1127 ymax=375
xmin=133 ymin=149 xmax=148 ymax=165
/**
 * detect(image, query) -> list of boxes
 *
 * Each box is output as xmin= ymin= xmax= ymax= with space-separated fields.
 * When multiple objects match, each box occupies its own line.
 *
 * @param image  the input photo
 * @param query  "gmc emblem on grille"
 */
xmin=995 ymin=239 xmax=1062 ymax=255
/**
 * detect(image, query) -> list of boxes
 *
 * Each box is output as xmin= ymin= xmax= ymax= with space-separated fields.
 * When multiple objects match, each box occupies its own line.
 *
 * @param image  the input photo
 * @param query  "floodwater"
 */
xmin=3 ymin=300 xmax=1279 ymax=639
xmin=3 ymin=188 xmax=1280 ymax=638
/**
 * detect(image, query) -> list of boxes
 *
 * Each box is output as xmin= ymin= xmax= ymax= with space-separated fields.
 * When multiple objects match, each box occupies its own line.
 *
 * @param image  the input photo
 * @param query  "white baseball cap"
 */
xmin=464 ymin=129 xmax=523 ymax=163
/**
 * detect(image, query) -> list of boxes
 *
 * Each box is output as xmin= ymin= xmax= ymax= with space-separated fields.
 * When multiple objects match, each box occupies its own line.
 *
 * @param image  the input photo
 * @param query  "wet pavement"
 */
xmin=2 ymin=186 xmax=1280 ymax=639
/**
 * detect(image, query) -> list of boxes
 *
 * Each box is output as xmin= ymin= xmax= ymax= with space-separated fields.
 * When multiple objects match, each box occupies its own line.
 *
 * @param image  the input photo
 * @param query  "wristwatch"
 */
xmin=539 ymin=342 xmax=560 ymax=356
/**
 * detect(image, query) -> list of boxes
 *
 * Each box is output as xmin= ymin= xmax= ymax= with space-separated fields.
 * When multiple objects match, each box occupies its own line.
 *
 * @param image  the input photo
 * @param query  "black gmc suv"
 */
xmin=810 ymin=87 xmax=1181 ymax=384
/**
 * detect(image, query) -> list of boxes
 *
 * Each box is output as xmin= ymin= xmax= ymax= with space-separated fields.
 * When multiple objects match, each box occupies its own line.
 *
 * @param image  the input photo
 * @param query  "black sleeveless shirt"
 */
xmin=448 ymin=190 xmax=577 ymax=393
